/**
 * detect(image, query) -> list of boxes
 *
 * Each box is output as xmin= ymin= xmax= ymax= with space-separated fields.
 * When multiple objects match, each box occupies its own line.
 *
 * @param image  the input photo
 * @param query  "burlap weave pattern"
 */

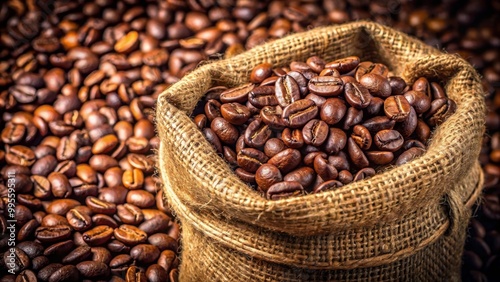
xmin=156 ymin=22 xmax=486 ymax=281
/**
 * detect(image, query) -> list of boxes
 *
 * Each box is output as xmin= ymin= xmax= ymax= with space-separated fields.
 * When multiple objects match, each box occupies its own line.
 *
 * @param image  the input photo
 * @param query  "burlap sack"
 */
xmin=156 ymin=21 xmax=486 ymax=281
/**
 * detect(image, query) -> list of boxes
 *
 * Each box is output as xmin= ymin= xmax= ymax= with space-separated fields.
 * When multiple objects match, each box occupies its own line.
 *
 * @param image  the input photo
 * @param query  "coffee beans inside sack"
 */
xmin=191 ymin=56 xmax=456 ymax=199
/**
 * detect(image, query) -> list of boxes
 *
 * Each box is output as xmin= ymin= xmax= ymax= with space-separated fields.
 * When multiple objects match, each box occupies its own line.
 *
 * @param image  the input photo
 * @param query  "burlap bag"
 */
xmin=156 ymin=22 xmax=486 ymax=281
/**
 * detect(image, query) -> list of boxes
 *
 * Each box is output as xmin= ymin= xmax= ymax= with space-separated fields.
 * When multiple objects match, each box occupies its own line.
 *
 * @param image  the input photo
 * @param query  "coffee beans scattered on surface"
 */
xmin=193 ymin=56 xmax=456 ymax=199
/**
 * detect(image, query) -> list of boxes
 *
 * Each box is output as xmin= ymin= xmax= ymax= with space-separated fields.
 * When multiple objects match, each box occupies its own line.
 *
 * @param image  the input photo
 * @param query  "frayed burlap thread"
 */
xmin=156 ymin=22 xmax=486 ymax=281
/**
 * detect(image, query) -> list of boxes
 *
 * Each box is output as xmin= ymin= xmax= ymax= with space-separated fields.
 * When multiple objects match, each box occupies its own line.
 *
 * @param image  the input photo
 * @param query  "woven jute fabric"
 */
xmin=156 ymin=22 xmax=486 ymax=281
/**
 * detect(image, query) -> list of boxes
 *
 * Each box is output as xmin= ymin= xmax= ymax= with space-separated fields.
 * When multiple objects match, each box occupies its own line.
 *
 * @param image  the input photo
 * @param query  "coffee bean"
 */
xmin=82 ymin=225 xmax=114 ymax=246
xmin=347 ymin=137 xmax=369 ymax=169
xmin=86 ymin=196 xmax=116 ymax=215
xmin=44 ymin=240 xmax=74 ymax=257
xmin=76 ymin=261 xmax=110 ymax=278
xmin=237 ymin=148 xmax=269 ymax=173
xmin=114 ymin=224 xmax=148 ymax=245
xmin=395 ymin=147 xmax=426 ymax=165
xmin=320 ymin=98 xmax=346 ymax=125
xmin=302 ymin=119 xmax=329 ymax=146
xmin=359 ymin=73 xmax=392 ymax=98
xmin=220 ymin=83 xmax=254 ymax=104
xmin=48 ymin=172 xmax=72 ymax=198
xmin=282 ymin=99 xmax=318 ymax=128
xmin=220 ymin=103 xmax=251 ymax=125
xmin=146 ymin=264 xmax=169 ymax=282
xmin=249 ymin=86 xmax=279 ymax=108
xmin=313 ymin=155 xmax=338 ymax=181
xmin=308 ymin=76 xmax=343 ymax=96
xmin=48 ymin=265 xmax=79 ymax=282
xmin=126 ymin=190 xmax=155 ymax=208
xmin=122 ymin=169 xmax=144 ymax=190
xmin=17 ymin=269 xmax=37 ymax=282
xmin=35 ymin=225 xmax=72 ymax=243
xmin=17 ymin=241 xmax=44 ymax=259
xmin=62 ymin=246 xmax=92 ymax=264
xmin=44 ymin=199 xmax=80 ymax=216
xmin=66 ymin=208 xmax=92 ymax=231
xmin=6 ymin=145 xmax=35 ymax=166
xmin=130 ymin=244 xmax=160 ymax=264
xmin=313 ymin=180 xmax=343 ymax=193
xmin=325 ymin=56 xmax=360 ymax=73
xmin=345 ymin=82 xmax=372 ymax=109
xmin=268 ymin=148 xmax=301 ymax=174
xmin=353 ymin=167 xmax=376 ymax=181
xmin=384 ymin=95 xmax=411 ymax=122
xmin=275 ymin=75 xmax=301 ymax=107
xmin=266 ymin=181 xmax=304 ymax=200
xmin=125 ymin=265 xmax=147 ymax=282
xmin=263 ymin=138 xmax=286 ymax=158
xmin=374 ymin=129 xmax=404 ymax=152
xmin=255 ymin=164 xmax=283 ymax=191
xmin=244 ymin=119 xmax=271 ymax=148
xmin=283 ymin=167 xmax=316 ymax=190
xmin=250 ymin=63 xmax=273 ymax=83
xmin=38 ymin=263 xmax=64 ymax=281
xmin=211 ymin=117 xmax=239 ymax=144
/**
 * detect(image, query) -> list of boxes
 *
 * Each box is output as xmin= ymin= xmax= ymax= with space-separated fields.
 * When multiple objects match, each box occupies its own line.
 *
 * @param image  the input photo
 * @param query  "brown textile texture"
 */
xmin=156 ymin=21 xmax=486 ymax=281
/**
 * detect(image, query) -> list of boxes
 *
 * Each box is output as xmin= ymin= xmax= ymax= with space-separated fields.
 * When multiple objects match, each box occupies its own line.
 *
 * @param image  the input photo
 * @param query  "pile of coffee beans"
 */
xmin=192 ymin=56 xmax=456 ymax=199
xmin=0 ymin=0 xmax=498 ymax=281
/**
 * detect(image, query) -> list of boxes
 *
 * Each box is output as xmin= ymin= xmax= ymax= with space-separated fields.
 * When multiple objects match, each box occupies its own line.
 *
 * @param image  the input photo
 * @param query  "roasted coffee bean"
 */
xmin=425 ymin=98 xmax=457 ymax=126
xmin=313 ymin=180 xmax=343 ymax=193
xmin=281 ymin=128 xmax=304 ymax=149
xmin=283 ymin=167 xmax=316 ymax=190
xmin=82 ymin=225 xmax=114 ymax=246
xmin=282 ymin=99 xmax=318 ymax=128
xmin=203 ymin=128 xmax=223 ymax=154
xmin=127 ymin=190 xmax=155 ymax=208
xmin=344 ymin=82 xmax=371 ymax=109
xmin=260 ymin=105 xmax=286 ymax=129
xmin=342 ymin=107 xmax=363 ymax=130
xmin=48 ymin=265 xmax=79 ymax=282
xmin=6 ymin=145 xmax=35 ymax=166
xmin=255 ymin=164 xmax=283 ymax=191
xmin=76 ymin=261 xmax=110 ymax=278
xmin=403 ymin=90 xmax=431 ymax=114
xmin=384 ymin=95 xmax=411 ymax=122
xmin=248 ymin=86 xmax=279 ymax=108
xmin=203 ymin=99 xmax=221 ymax=122
xmin=362 ymin=116 xmax=396 ymax=133
xmin=266 ymin=181 xmax=304 ymax=200
xmin=359 ymin=73 xmax=392 ymax=98
xmin=275 ymin=75 xmax=301 ymax=107
xmin=347 ymin=137 xmax=369 ymax=169
xmin=366 ymin=151 xmax=394 ymax=165
xmin=48 ymin=172 xmax=72 ymax=198
xmin=125 ymin=265 xmax=147 ymax=282
xmin=211 ymin=117 xmax=239 ymax=144
xmin=237 ymin=148 xmax=269 ymax=173
xmin=146 ymin=264 xmax=169 ymax=282
xmin=114 ymin=224 xmax=148 ymax=245
xmin=130 ymin=244 xmax=160 ymax=264
xmin=302 ymin=119 xmax=329 ymax=146
xmin=220 ymin=83 xmax=254 ymax=104
xmin=320 ymin=98 xmax=346 ymax=125
xmin=250 ymin=63 xmax=273 ymax=83
xmin=268 ymin=148 xmax=301 ymax=173
xmin=3 ymin=248 xmax=30 ymax=273
xmin=353 ymin=167 xmax=376 ymax=181
xmin=264 ymin=138 xmax=286 ymax=158
xmin=62 ymin=246 xmax=92 ymax=264
xmin=308 ymin=76 xmax=343 ymax=96
xmin=325 ymin=56 xmax=360 ymax=73
xmin=313 ymin=155 xmax=338 ymax=181
xmin=220 ymin=103 xmax=251 ymax=125
xmin=86 ymin=196 xmax=117 ymax=215
xmin=374 ymin=129 xmax=404 ymax=152
xmin=244 ymin=119 xmax=272 ymax=148
xmin=44 ymin=240 xmax=74 ymax=257
xmin=35 ymin=225 xmax=72 ymax=243
xmin=323 ymin=128 xmax=347 ymax=155
xmin=67 ymin=208 xmax=92 ymax=231
xmin=148 ymin=234 xmax=178 ymax=252
xmin=395 ymin=147 xmax=426 ymax=165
